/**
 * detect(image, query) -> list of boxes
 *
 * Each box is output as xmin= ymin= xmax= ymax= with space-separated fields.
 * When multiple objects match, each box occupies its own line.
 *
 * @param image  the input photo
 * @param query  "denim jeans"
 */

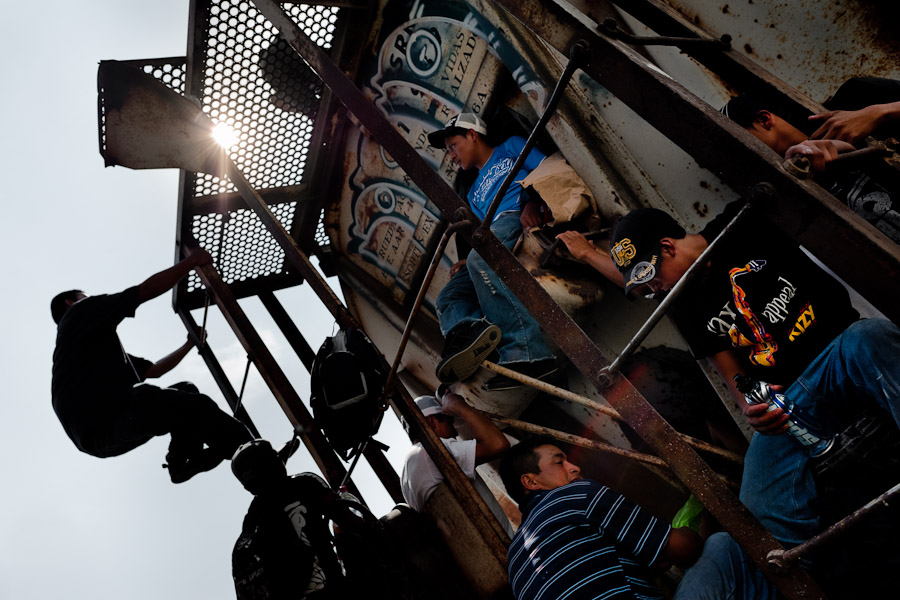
xmin=435 ymin=211 xmax=554 ymax=364
xmin=739 ymin=318 xmax=900 ymax=546
xmin=674 ymin=533 xmax=776 ymax=600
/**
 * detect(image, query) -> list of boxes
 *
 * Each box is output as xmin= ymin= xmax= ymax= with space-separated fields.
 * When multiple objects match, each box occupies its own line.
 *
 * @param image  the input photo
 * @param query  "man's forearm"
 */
xmin=137 ymin=249 xmax=210 ymax=304
xmin=144 ymin=339 xmax=194 ymax=379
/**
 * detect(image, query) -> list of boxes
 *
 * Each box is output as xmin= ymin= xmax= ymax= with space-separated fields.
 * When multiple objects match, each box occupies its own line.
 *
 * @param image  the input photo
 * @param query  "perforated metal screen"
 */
xmin=180 ymin=0 xmax=341 ymax=293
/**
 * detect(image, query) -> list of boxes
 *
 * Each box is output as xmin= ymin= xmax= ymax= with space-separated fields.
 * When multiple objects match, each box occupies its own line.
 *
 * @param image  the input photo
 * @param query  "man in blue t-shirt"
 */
xmin=500 ymin=436 xmax=775 ymax=600
xmin=427 ymin=113 xmax=556 ymax=390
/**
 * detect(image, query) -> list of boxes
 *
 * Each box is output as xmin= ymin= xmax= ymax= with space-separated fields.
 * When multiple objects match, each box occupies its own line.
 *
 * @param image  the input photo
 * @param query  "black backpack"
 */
xmin=310 ymin=328 xmax=387 ymax=460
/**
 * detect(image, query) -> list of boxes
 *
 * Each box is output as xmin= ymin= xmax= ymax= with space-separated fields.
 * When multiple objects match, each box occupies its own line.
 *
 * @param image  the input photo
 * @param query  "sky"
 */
xmin=0 ymin=2 xmax=409 ymax=598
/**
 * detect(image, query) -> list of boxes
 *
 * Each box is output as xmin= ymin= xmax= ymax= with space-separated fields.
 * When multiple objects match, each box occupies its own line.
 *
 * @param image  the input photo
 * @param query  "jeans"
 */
xmin=674 ymin=533 xmax=776 ymax=600
xmin=739 ymin=318 xmax=900 ymax=545
xmin=435 ymin=211 xmax=554 ymax=364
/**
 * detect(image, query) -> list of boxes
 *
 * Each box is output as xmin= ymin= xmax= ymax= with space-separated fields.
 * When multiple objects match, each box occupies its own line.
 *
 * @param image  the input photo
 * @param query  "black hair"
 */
xmin=51 ymin=290 xmax=84 ymax=325
xmin=720 ymin=95 xmax=767 ymax=128
xmin=499 ymin=435 xmax=557 ymax=507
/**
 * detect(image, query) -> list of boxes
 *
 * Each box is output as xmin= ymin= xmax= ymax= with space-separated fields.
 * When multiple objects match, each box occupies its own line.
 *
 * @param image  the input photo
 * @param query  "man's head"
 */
xmin=721 ymin=95 xmax=808 ymax=156
xmin=50 ymin=290 xmax=87 ymax=324
xmin=499 ymin=437 xmax=581 ymax=507
xmin=427 ymin=113 xmax=490 ymax=170
xmin=609 ymin=209 xmax=695 ymax=295
xmin=232 ymin=439 xmax=288 ymax=495
xmin=404 ymin=395 xmax=457 ymax=440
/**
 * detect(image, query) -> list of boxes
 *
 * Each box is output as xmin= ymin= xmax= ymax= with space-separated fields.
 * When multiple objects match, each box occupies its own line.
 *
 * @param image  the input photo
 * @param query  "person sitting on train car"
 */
xmin=722 ymin=77 xmax=900 ymax=243
xmin=605 ymin=201 xmax=900 ymax=554
xmin=426 ymin=113 xmax=557 ymax=390
xmin=50 ymin=247 xmax=252 ymax=483
xmin=500 ymin=436 xmax=775 ymax=600
xmin=400 ymin=390 xmax=514 ymax=536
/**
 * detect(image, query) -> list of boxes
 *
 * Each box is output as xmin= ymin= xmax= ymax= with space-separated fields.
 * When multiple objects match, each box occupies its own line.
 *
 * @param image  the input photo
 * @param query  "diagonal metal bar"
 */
xmin=258 ymin=290 xmax=404 ymax=503
xmin=479 ymin=39 xmax=587 ymax=227
xmin=177 ymin=306 xmax=261 ymax=438
xmin=495 ymin=0 xmax=900 ymax=327
xmin=244 ymin=0 xmax=513 ymax=559
xmin=605 ymin=194 xmax=758 ymax=377
xmin=193 ymin=261 xmax=365 ymax=500
xmin=248 ymin=0 xmax=810 ymax=595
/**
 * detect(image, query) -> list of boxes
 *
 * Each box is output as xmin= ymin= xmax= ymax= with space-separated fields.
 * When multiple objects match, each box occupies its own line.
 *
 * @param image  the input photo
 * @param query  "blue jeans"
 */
xmin=435 ymin=211 xmax=554 ymax=364
xmin=674 ymin=533 xmax=776 ymax=600
xmin=739 ymin=318 xmax=900 ymax=545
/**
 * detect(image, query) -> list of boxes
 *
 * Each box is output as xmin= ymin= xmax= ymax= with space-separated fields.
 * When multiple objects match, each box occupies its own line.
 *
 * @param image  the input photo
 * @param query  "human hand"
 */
xmin=556 ymin=230 xmax=597 ymax=261
xmin=520 ymin=201 xmax=547 ymax=229
xmin=809 ymin=105 xmax=883 ymax=145
xmin=785 ymin=139 xmax=855 ymax=173
xmin=186 ymin=246 xmax=213 ymax=267
xmin=742 ymin=402 xmax=789 ymax=435
xmin=438 ymin=392 xmax=468 ymax=417
xmin=449 ymin=259 xmax=467 ymax=277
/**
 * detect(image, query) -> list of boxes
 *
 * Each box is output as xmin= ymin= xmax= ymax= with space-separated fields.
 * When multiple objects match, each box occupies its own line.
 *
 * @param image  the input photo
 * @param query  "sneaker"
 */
xmin=163 ymin=449 xmax=223 ymax=484
xmin=483 ymin=358 xmax=558 ymax=392
xmin=435 ymin=321 xmax=502 ymax=383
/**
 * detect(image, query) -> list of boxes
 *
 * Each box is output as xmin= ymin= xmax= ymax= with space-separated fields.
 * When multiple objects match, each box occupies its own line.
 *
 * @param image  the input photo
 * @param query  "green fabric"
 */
xmin=672 ymin=494 xmax=704 ymax=532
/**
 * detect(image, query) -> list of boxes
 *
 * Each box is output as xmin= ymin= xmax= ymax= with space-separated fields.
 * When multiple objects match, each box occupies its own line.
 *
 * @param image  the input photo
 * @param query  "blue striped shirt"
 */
xmin=508 ymin=479 xmax=670 ymax=600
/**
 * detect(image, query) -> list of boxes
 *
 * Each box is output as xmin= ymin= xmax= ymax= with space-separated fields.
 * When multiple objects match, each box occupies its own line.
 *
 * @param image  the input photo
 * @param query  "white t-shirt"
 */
xmin=401 ymin=438 xmax=475 ymax=511
xmin=400 ymin=438 xmax=514 ymax=537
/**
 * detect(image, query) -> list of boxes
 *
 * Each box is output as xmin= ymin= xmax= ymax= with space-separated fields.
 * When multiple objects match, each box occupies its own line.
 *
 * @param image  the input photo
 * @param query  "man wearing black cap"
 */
xmin=721 ymin=77 xmax=900 ymax=243
xmin=426 ymin=113 xmax=556 ymax=389
xmin=606 ymin=200 xmax=900 ymax=555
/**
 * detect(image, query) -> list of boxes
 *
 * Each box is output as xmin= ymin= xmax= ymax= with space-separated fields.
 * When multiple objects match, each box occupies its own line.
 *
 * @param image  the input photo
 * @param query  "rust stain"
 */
xmin=743 ymin=43 xmax=754 ymax=54
xmin=693 ymin=201 xmax=709 ymax=218
xmin=721 ymin=4 xmax=730 ymax=15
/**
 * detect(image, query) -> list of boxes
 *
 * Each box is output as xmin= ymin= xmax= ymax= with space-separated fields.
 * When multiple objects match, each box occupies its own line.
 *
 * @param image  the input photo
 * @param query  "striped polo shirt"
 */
xmin=508 ymin=479 xmax=670 ymax=600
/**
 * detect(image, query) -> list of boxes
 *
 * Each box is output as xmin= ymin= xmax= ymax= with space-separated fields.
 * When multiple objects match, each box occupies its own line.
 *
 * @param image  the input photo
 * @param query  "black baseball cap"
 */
xmin=609 ymin=208 xmax=686 ymax=294
xmin=720 ymin=95 xmax=767 ymax=127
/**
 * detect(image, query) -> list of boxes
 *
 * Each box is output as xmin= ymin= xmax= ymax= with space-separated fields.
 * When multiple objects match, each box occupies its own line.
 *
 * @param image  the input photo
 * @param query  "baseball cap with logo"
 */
xmin=609 ymin=208 xmax=686 ymax=294
xmin=427 ymin=112 xmax=488 ymax=148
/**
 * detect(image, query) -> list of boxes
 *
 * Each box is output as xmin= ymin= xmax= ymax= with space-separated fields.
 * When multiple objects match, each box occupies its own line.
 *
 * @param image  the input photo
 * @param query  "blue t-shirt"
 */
xmin=508 ymin=479 xmax=670 ymax=600
xmin=468 ymin=136 xmax=546 ymax=222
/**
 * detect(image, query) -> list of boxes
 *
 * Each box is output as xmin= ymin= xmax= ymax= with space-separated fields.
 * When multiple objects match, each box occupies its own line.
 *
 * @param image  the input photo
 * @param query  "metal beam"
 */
xmin=247 ymin=1 xmax=819 ymax=596
xmin=193 ymin=261 xmax=365 ymax=500
xmin=177 ymin=306 xmax=261 ymax=438
xmin=258 ymin=289 xmax=405 ymax=503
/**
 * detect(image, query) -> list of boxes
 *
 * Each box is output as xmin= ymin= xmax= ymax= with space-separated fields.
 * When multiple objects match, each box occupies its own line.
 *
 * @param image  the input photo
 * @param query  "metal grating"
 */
xmin=187 ymin=202 xmax=298 ymax=291
xmin=98 ymin=58 xmax=186 ymax=159
xmin=190 ymin=1 xmax=338 ymax=197
xmin=182 ymin=0 xmax=341 ymax=294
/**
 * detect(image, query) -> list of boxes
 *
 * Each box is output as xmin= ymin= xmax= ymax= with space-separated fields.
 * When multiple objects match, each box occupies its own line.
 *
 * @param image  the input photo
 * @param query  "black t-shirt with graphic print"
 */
xmin=672 ymin=201 xmax=859 ymax=386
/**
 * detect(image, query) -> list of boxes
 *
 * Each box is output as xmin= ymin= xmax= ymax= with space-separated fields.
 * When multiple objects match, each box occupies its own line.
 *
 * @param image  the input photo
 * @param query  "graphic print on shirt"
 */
xmin=727 ymin=260 xmax=778 ymax=367
xmin=472 ymin=157 xmax=514 ymax=211
xmin=285 ymin=500 xmax=327 ymax=594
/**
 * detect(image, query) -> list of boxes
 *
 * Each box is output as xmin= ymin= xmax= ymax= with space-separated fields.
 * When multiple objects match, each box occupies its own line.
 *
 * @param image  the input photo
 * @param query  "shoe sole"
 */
xmin=436 ymin=324 xmax=501 ymax=383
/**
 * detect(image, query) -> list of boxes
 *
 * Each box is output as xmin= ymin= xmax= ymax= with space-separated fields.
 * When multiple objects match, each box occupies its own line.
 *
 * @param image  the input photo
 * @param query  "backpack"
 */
xmin=310 ymin=328 xmax=387 ymax=460
xmin=232 ymin=475 xmax=343 ymax=600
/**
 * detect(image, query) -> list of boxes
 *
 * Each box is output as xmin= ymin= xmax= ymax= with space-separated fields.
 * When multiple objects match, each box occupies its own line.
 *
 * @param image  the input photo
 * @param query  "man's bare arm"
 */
xmin=556 ymin=231 xmax=622 ymax=287
xmin=144 ymin=337 xmax=195 ymax=379
xmin=440 ymin=392 xmax=509 ymax=464
xmin=137 ymin=247 xmax=212 ymax=304
xmin=809 ymin=101 xmax=900 ymax=144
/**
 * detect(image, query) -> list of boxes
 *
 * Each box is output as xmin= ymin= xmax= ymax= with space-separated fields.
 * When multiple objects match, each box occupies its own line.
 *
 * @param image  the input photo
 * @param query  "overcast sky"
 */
xmin=1 ymin=2 xmax=408 ymax=598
